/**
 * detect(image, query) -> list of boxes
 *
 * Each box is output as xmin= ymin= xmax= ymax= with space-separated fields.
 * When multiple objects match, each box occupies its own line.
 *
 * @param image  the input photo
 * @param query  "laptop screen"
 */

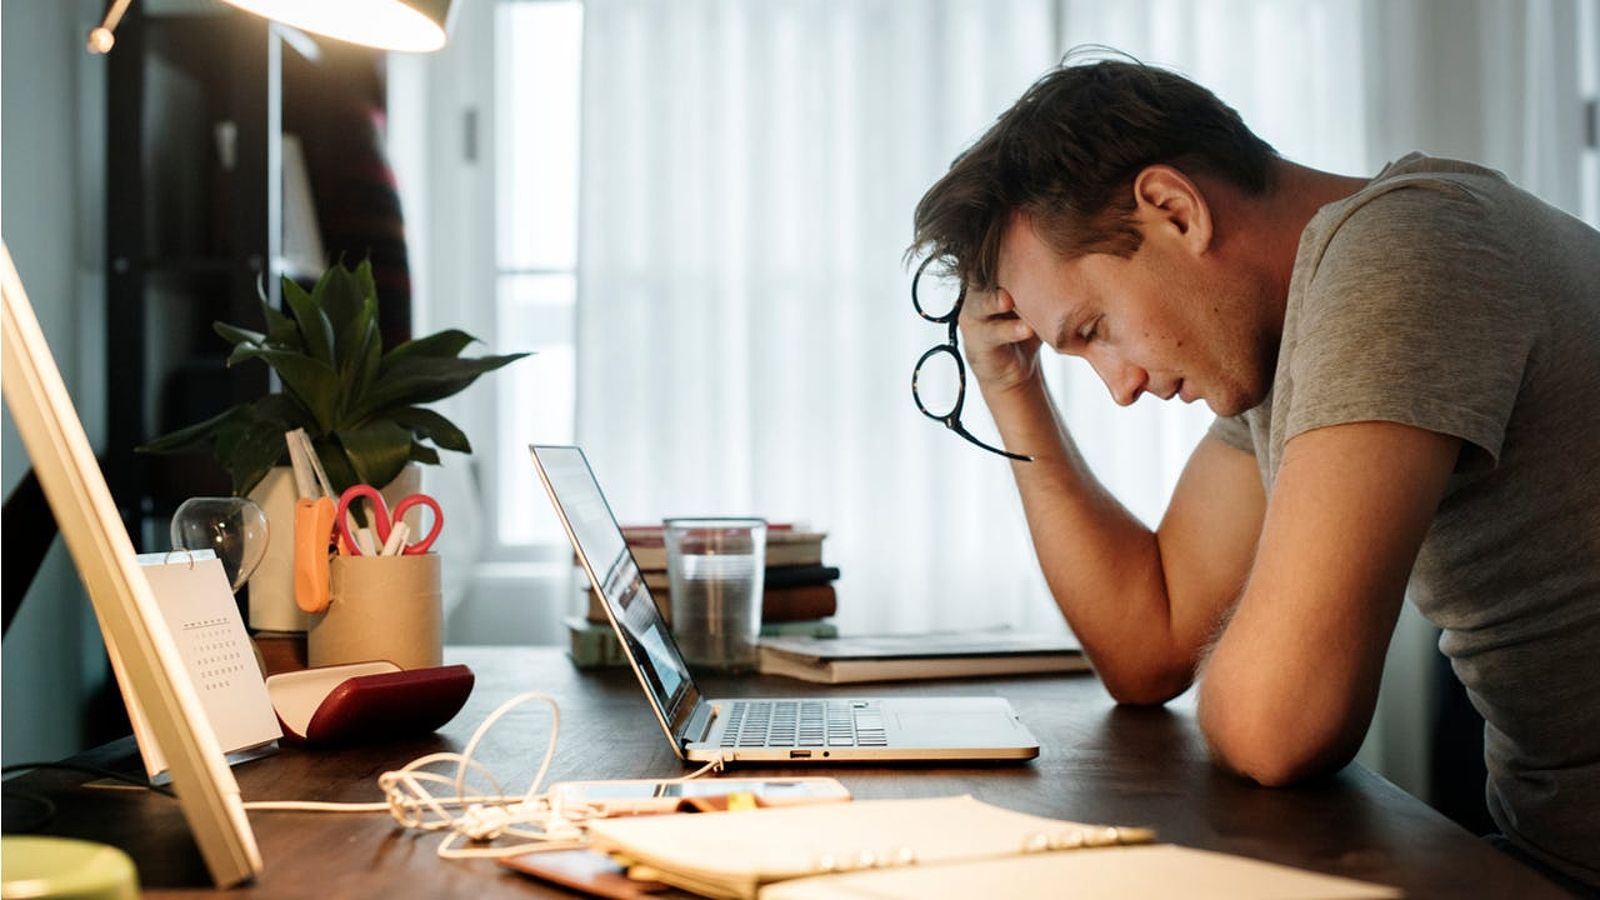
xmin=530 ymin=446 xmax=698 ymax=734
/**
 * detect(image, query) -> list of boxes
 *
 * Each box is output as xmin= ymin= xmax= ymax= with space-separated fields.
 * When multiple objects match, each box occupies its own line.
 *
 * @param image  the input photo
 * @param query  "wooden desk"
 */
xmin=5 ymin=647 xmax=1564 ymax=898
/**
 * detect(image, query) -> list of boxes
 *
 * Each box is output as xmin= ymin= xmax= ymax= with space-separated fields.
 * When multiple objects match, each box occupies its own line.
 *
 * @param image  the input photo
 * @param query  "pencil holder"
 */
xmin=309 ymin=553 xmax=442 ymax=670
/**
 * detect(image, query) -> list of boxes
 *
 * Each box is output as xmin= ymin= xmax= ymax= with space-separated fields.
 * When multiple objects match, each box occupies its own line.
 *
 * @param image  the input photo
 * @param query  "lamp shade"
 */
xmin=219 ymin=0 xmax=454 ymax=52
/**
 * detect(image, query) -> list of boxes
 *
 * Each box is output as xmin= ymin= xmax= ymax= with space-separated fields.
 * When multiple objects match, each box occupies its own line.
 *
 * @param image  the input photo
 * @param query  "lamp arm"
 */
xmin=87 ymin=0 xmax=136 ymax=54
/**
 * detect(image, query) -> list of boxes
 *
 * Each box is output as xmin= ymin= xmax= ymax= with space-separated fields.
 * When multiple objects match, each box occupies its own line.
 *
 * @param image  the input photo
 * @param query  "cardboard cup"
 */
xmin=310 ymin=553 xmax=442 ymax=670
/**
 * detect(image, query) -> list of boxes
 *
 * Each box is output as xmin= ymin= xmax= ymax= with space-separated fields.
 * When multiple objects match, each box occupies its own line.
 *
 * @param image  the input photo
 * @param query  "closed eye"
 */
xmin=1077 ymin=317 xmax=1101 ymax=343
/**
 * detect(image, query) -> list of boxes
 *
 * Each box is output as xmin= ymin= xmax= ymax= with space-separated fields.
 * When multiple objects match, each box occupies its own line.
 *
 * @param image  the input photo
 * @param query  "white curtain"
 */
xmin=1361 ymin=0 xmax=1592 ymax=217
xmin=576 ymin=0 xmax=1062 ymax=633
xmin=575 ymin=0 xmax=1380 ymax=633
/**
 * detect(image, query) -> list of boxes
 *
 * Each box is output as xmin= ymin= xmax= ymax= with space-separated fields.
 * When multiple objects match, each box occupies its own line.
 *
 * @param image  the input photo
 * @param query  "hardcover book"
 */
xmin=757 ymin=630 xmax=1089 ymax=684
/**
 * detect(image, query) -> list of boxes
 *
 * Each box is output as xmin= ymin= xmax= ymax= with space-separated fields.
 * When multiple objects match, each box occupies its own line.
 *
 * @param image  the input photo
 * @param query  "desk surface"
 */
xmin=6 ymin=647 xmax=1564 ymax=898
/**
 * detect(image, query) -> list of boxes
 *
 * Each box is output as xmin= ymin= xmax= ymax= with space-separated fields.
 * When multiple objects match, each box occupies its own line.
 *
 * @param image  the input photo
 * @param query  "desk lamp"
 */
xmin=87 ymin=0 xmax=457 ymax=54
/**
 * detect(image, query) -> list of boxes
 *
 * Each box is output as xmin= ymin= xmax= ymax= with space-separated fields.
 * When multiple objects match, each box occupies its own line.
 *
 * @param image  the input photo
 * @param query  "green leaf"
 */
xmin=283 ymin=276 xmax=335 ymax=365
xmin=320 ymin=261 xmax=379 ymax=362
xmin=334 ymin=420 xmax=414 ymax=491
xmin=212 ymin=394 xmax=320 ymax=492
xmin=334 ymin=307 xmax=380 ymax=419
xmin=379 ymin=330 xmax=480 ymax=377
xmin=390 ymin=406 xmax=472 ymax=453
xmin=318 ymin=438 xmax=364 ymax=496
xmin=352 ymin=325 xmax=383 ymax=410
xmin=213 ymin=322 xmax=265 ymax=348
xmin=226 ymin=416 xmax=294 ymax=496
xmin=355 ymin=352 xmax=531 ymax=420
xmin=227 ymin=347 xmax=341 ymax=431
xmin=258 ymin=292 xmax=301 ymax=349
xmin=252 ymin=392 xmax=319 ymax=434
xmin=408 ymin=443 xmax=441 ymax=466
xmin=137 ymin=406 xmax=247 ymax=454
xmin=317 ymin=262 xmax=362 ymax=335
xmin=336 ymin=294 xmax=379 ymax=385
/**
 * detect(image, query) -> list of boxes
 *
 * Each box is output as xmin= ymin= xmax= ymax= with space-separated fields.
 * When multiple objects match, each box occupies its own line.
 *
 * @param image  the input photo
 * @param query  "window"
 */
xmin=493 ymin=0 xmax=584 ymax=547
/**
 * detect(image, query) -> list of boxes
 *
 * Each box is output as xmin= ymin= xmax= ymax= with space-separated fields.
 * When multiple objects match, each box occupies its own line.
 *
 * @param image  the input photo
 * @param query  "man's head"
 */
xmin=911 ymin=56 xmax=1287 ymax=415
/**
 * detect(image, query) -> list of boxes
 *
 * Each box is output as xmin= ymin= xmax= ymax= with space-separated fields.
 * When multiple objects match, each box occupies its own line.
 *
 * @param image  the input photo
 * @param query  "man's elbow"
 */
xmin=1211 ymin=738 xmax=1338 ymax=788
xmin=1098 ymin=662 xmax=1194 ymax=707
xmin=1198 ymin=698 xmax=1358 ymax=787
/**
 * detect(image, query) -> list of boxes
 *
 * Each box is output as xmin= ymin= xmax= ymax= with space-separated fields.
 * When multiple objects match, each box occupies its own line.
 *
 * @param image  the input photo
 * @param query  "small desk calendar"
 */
xmin=108 ymin=551 xmax=282 ymax=780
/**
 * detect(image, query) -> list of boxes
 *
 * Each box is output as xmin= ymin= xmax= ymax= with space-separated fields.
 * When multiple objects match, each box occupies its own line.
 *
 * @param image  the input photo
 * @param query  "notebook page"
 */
xmin=762 ymin=844 xmax=1402 ymax=900
xmin=586 ymin=795 xmax=1153 ymax=898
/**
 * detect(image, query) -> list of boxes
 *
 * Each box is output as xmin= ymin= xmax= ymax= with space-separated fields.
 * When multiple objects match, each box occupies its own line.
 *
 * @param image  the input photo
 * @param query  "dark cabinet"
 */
xmin=102 ymin=7 xmax=401 ymax=547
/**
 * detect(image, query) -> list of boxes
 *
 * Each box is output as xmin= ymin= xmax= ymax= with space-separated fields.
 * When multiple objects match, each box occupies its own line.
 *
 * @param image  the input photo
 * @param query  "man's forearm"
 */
xmin=983 ymin=377 xmax=1197 ymax=703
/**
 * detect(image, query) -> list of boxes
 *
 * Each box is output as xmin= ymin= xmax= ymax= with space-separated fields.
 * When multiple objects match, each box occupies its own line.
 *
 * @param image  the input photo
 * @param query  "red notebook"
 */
xmin=265 ymin=661 xmax=474 ymax=747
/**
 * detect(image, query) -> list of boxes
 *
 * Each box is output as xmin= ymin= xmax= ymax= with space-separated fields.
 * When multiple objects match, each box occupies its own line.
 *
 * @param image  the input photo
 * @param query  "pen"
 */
xmin=380 ymin=521 xmax=410 ymax=556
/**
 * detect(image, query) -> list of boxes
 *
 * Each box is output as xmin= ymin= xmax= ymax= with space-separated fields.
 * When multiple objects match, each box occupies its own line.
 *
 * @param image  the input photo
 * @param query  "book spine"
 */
xmin=762 ymin=583 xmax=838 ymax=622
xmin=586 ymin=581 xmax=837 ymax=624
xmin=619 ymin=534 xmax=826 ymax=572
xmin=763 ymin=564 xmax=841 ymax=589
xmin=568 ymin=617 xmax=837 ymax=668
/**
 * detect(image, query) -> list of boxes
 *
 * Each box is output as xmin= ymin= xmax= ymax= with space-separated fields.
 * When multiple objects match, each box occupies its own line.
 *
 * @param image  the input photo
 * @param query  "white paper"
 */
xmin=127 ymin=552 xmax=282 ymax=777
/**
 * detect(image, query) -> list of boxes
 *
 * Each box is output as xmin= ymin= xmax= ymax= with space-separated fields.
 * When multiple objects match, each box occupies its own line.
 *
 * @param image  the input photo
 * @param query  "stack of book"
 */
xmin=567 ymin=523 xmax=840 ymax=669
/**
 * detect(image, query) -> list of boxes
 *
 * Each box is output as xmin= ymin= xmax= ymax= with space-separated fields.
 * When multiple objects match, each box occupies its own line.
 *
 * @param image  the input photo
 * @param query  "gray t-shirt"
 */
xmin=1209 ymin=153 xmax=1600 ymax=884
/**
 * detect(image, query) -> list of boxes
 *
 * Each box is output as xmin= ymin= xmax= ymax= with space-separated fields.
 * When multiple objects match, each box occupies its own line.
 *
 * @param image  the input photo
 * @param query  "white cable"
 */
xmin=241 ymin=691 xmax=730 ymax=862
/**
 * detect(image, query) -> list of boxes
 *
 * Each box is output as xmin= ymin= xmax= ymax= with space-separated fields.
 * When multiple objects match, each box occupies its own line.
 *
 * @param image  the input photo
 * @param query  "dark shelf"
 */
xmin=105 ymin=7 xmax=279 ymax=549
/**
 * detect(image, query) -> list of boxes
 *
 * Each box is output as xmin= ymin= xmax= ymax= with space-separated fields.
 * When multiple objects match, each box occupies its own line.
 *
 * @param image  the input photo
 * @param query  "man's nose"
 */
xmin=1091 ymin=356 xmax=1146 ymax=406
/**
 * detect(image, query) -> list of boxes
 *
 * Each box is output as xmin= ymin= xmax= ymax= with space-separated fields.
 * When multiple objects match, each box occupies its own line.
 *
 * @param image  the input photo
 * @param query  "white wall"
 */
xmin=2 ymin=0 xmax=110 ymax=765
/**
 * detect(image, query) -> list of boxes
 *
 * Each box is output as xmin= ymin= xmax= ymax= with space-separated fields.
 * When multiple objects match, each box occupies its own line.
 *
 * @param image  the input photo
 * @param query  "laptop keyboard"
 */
xmin=718 ymin=700 xmax=888 ymax=749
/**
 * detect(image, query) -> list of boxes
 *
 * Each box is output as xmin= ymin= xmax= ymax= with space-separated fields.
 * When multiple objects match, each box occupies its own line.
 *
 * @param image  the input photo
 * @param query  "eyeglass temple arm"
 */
xmin=945 ymin=419 xmax=1033 ymax=462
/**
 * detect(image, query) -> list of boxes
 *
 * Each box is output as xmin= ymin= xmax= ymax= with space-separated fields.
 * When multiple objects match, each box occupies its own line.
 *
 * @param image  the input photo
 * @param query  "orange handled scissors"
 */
xmin=334 ymin=484 xmax=445 ymax=556
xmin=293 ymin=495 xmax=337 ymax=613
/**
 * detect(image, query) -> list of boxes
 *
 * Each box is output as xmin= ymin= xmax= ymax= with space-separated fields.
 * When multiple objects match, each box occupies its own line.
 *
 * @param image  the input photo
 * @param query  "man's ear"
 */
xmin=1132 ymin=165 xmax=1213 ymax=255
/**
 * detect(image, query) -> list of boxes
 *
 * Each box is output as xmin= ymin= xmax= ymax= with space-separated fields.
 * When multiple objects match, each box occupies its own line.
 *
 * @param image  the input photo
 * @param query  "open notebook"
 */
xmin=586 ymin=795 xmax=1402 ymax=900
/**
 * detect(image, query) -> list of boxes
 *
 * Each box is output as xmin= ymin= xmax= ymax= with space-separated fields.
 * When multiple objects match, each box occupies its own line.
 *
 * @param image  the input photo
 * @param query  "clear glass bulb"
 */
xmin=170 ymin=497 xmax=270 ymax=593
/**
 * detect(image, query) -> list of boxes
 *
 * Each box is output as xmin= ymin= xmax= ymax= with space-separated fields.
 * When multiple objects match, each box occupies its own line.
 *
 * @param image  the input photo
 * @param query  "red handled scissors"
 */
xmin=335 ymin=484 xmax=444 ymax=556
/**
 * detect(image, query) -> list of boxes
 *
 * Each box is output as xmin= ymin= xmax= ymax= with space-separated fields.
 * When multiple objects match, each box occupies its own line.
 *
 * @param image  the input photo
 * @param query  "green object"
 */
xmin=0 ymin=836 xmax=139 ymax=900
xmin=760 ymin=620 xmax=840 ymax=639
xmin=138 ymin=260 xmax=528 ymax=496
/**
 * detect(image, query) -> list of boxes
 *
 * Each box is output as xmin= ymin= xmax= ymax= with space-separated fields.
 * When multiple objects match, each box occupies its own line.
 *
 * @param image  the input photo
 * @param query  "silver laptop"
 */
xmin=530 ymin=445 xmax=1041 ymax=764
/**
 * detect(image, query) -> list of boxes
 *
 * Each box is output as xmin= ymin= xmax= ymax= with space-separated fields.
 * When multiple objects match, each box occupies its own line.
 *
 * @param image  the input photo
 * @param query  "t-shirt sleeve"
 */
xmin=1207 ymin=413 xmax=1255 ymax=455
xmin=1284 ymin=182 xmax=1539 ymax=470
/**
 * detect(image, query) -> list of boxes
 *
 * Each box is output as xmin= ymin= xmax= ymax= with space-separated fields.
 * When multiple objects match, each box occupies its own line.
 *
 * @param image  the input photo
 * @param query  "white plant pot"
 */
xmin=246 ymin=462 xmax=424 ymax=633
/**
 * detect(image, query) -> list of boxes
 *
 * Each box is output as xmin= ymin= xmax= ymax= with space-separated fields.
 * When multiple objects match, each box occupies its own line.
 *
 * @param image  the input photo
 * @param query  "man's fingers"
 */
xmin=963 ymin=311 xmax=1036 ymax=347
xmin=991 ymin=286 xmax=1016 ymax=314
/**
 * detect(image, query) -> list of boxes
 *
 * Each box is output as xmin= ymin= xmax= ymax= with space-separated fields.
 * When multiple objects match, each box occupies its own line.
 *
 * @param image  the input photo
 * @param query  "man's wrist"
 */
xmin=978 ymin=370 xmax=1047 ymax=408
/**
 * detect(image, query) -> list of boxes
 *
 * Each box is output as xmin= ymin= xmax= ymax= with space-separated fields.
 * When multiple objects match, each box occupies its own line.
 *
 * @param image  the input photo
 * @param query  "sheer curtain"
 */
xmin=577 ymin=0 xmax=1061 ymax=633
xmin=574 ymin=0 xmax=1369 ymax=633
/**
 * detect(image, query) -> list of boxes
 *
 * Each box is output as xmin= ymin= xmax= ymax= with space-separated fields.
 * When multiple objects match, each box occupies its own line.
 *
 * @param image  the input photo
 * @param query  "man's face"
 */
xmin=994 ymin=212 xmax=1276 ymax=416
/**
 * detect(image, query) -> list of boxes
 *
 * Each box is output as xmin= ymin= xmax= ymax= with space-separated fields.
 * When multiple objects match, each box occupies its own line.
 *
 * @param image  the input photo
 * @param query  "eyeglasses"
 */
xmin=910 ymin=257 xmax=1032 ymax=462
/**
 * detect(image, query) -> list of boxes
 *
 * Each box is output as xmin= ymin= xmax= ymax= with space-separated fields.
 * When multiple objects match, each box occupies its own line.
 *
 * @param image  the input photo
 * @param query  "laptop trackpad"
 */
xmin=894 ymin=710 xmax=1021 ymax=747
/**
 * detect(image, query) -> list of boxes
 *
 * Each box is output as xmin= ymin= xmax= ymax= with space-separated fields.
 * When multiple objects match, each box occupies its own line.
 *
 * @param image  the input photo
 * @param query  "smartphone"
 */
xmin=546 ymin=776 xmax=851 ymax=816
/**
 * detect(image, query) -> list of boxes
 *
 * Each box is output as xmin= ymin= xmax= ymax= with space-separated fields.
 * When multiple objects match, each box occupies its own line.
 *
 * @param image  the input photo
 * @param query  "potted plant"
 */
xmin=142 ymin=259 xmax=526 ymax=496
xmin=141 ymin=259 xmax=526 ymax=630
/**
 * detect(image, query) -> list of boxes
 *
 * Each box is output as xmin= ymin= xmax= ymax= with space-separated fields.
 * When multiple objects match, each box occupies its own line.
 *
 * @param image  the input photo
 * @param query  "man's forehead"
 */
xmin=995 ymin=212 xmax=1053 ymax=285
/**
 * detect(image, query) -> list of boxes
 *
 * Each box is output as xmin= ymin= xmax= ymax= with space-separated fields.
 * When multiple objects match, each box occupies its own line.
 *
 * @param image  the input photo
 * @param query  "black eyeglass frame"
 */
xmin=910 ymin=257 xmax=1033 ymax=462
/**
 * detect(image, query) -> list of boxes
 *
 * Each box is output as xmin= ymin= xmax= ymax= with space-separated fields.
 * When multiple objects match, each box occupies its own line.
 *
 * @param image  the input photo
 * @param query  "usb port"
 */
xmin=789 ymin=750 xmax=812 ymax=759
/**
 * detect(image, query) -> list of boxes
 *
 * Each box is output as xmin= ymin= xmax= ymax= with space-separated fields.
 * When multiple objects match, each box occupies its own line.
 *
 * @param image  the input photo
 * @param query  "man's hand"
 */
xmin=961 ymin=286 xmax=1043 ymax=393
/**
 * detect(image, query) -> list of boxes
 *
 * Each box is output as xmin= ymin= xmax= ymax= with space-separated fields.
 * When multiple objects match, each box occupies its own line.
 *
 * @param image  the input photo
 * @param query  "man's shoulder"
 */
xmin=1304 ymin=154 xmax=1503 ymax=259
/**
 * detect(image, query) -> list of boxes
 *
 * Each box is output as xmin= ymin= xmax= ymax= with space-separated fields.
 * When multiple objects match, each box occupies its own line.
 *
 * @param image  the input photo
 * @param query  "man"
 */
xmin=911 ymin=57 xmax=1600 ymax=891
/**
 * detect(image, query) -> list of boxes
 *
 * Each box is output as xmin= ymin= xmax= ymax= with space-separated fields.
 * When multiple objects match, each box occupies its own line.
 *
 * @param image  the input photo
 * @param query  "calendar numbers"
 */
xmin=181 ymin=616 xmax=252 ymax=691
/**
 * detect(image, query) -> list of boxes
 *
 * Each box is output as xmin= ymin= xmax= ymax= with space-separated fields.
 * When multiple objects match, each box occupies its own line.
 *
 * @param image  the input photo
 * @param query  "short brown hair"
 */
xmin=910 ymin=53 xmax=1278 ymax=289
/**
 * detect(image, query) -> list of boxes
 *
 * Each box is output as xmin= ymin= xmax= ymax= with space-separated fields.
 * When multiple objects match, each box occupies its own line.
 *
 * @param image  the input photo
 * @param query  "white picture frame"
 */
xmin=1 ymin=242 xmax=262 ymax=888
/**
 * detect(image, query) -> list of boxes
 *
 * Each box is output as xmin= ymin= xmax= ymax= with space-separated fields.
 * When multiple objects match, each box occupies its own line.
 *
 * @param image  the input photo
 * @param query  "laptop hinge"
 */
xmin=682 ymin=699 xmax=716 ymax=747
